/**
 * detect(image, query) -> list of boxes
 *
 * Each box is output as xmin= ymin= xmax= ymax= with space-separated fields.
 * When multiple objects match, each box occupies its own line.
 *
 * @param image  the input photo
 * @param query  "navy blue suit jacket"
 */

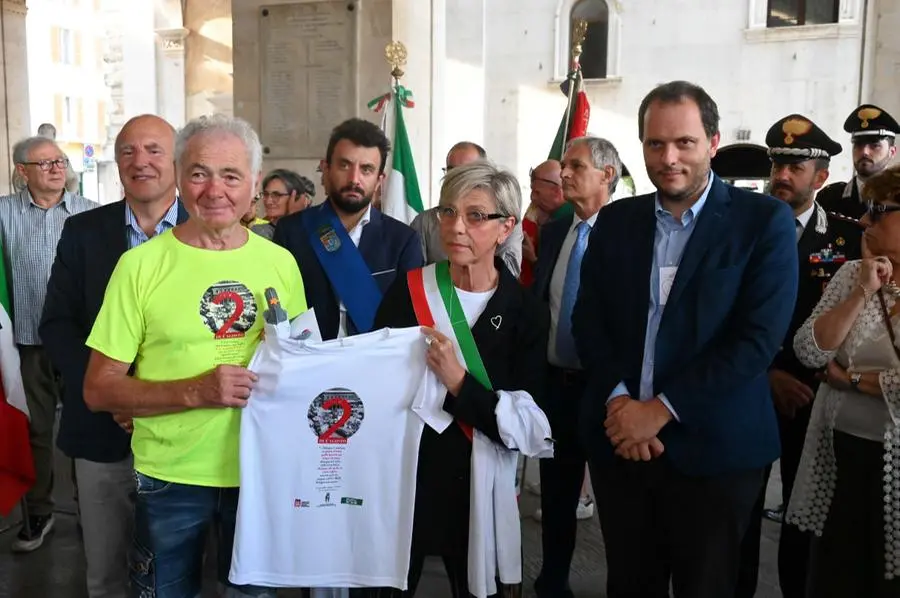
xmin=531 ymin=215 xmax=574 ymax=303
xmin=40 ymin=199 xmax=190 ymax=462
xmin=572 ymin=177 xmax=799 ymax=476
xmin=273 ymin=202 xmax=424 ymax=340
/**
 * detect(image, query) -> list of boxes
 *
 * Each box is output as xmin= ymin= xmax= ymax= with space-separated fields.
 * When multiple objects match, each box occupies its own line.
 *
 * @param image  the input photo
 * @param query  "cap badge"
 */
xmin=858 ymin=107 xmax=881 ymax=129
xmin=783 ymin=118 xmax=812 ymax=145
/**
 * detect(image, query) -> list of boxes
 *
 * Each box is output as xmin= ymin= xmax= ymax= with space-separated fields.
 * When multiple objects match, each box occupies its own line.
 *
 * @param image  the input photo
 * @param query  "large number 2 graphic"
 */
xmin=319 ymin=397 xmax=352 ymax=443
xmin=213 ymin=291 xmax=244 ymax=338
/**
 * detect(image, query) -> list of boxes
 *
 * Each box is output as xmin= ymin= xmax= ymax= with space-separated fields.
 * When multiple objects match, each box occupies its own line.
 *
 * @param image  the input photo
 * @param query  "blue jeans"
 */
xmin=130 ymin=471 xmax=275 ymax=598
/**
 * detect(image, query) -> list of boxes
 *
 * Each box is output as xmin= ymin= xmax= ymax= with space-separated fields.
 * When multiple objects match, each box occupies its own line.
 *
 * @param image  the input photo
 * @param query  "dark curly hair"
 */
xmin=325 ymin=118 xmax=391 ymax=174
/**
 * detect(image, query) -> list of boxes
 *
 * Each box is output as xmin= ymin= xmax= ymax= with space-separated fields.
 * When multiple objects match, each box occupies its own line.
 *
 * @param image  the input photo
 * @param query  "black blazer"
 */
xmin=772 ymin=204 xmax=863 ymax=390
xmin=817 ymin=177 xmax=867 ymax=221
xmin=273 ymin=202 xmax=424 ymax=340
xmin=573 ymin=177 xmax=799 ymax=476
xmin=373 ymin=261 xmax=548 ymax=552
xmin=530 ymin=214 xmax=577 ymax=430
xmin=531 ymin=215 xmax=573 ymax=303
xmin=39 ymin=199 xmax=189 ymax=463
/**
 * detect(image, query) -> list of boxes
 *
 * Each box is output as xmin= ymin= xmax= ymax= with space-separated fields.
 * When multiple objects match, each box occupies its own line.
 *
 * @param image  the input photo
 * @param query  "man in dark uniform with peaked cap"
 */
xmin=737 ymin=114 xmax=863 ymax=598
xmin=817 ymin=104 xmax=899 ymax=220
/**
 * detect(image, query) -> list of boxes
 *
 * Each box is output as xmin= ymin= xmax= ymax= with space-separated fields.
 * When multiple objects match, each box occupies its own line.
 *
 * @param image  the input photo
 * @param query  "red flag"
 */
xmin=0 ymin=250 xmax=32 ymax=516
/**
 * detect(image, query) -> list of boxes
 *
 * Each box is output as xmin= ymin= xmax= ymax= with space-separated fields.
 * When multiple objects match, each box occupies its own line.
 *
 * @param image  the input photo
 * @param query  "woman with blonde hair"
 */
xmin=788 ymin=163 xmax=900 ymax=597
xmin=371 ymin=161 xmax=552 ymax=598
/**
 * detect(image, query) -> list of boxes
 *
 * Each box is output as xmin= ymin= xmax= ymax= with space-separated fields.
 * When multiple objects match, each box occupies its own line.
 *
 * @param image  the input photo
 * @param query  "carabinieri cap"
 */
xmin=843 ymin=104 xmax=900 ymax=140
xmin=765 ymin=114 xmax=842 ymax=164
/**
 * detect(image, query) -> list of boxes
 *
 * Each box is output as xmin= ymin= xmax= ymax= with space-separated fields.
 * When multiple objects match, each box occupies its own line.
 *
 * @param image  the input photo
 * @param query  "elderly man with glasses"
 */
xmin=0 ymin=135 xmax=97 ymax=553
xmin=520 ymin=160 xmax=569 ymax=287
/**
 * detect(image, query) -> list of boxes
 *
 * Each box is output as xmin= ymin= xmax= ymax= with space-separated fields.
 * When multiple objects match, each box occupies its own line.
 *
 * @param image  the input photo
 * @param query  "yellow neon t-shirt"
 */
xmin=86 ymin=228 xmax=307 ymax=487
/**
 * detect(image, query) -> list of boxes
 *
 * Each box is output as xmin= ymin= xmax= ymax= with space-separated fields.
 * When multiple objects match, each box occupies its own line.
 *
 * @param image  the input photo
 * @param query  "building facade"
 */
xmin=25 ymin=0 xmax=107 ymax=200
xmin=229 ymin=0 xmax=897 ymax=206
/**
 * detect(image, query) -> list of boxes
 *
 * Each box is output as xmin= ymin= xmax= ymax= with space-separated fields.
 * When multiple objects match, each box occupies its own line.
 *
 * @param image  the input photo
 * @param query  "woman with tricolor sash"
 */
xmin=372 ymin=161 xmax=552 ymax=598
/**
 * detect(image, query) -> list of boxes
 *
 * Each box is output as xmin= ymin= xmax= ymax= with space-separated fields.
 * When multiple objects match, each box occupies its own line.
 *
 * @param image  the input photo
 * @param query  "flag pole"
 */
xmin=385 ymin=41 xmax=407 ymax=102
xmin=561 ymin=19 xmax=589 ymax=145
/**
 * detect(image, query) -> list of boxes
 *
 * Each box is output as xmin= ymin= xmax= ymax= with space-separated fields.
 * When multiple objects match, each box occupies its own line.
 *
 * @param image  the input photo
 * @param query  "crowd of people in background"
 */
xmin=2 ymin=78 xmax=900 ymax=598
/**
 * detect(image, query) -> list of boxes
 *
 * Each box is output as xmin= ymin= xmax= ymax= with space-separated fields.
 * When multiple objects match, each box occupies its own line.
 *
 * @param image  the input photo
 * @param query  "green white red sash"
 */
xmin=408 ymin=262 xmax=494 ymax=441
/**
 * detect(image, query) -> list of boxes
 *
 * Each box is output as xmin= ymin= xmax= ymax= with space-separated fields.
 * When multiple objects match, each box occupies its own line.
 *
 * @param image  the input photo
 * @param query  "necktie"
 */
xmin=555 ymin=221 xmax=590 ymax=366
xmin=796 ymin=218 xmax=803 ymax=241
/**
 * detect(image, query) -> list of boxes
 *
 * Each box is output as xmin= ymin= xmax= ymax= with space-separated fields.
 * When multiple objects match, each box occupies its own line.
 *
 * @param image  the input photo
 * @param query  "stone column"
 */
xmin=0 ymin=0 xmax=31 ymax=194
xmin=184 ymin=0 xmax=233 ymax=118
xmin=155 ymin=27 xmax=188 ymax=127
xmin=391 ymin=0 xmax=440 ymax=205
xmin=867 ymin=0 xmax=900 ymax=115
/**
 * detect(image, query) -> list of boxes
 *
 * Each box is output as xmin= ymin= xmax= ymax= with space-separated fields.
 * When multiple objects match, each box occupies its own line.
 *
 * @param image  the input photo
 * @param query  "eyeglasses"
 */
xmin=441 ymin=166 xmax=455 ymax=174
xmin=21 ymin=158 xmax=69 ymax=171
xmin=865 ymin=201 xmax=900 ymax=221
xmin=435 ymin=206 xmax=508 ymax=227
xmin=262 ymin=191 xmax=291 ymax=201
xmin=529 ymin=167 xmax=561 ymax=188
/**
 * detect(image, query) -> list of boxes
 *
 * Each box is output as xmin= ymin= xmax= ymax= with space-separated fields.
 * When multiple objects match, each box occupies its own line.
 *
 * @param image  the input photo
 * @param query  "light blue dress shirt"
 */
xmin=608 ymin=172 xmax=714 ymax=419
xmin=125 ymin=200 xmax=180 ymax=249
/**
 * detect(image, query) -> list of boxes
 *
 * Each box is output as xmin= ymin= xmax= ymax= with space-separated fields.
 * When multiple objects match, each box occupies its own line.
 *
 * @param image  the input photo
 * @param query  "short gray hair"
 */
xmin=439 ymin=160 xmax=521 ymax=223
xmin=566 ymin=136 xmax=623 ymax=194
xmin=12 ymin=137 xmax=59 ymax=165
xmin=175 ymin=114 xmax=263 ymax=181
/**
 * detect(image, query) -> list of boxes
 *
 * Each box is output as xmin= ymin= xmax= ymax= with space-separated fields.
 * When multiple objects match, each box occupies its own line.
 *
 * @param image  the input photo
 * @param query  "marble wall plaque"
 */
xmin=260 ymin=2 xmax=356 ymax=159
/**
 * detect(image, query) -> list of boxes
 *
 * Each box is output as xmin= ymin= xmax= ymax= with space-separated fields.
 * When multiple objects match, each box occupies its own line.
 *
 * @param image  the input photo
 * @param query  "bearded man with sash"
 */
xmin=369 ymin=161 xmax=551 ymax=598
xmin=273 ymin=118 xmax=423 ymax=339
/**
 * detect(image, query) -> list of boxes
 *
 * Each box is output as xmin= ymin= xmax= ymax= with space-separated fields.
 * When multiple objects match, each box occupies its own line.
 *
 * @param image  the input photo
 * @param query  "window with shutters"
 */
xmin=97 ymin=100 xmax=107 ymax=141
xmin=63 ymin=97 xmax=74 ymax=128
xmin=59 ymin=29 xmax=75 ymax=64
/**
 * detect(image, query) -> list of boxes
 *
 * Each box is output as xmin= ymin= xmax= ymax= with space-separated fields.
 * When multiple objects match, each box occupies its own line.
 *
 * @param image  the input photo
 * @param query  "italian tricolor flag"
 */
xmin=369 ymin=84 xmax=424 ymax=224
xmin=548 ymin=67 xmax=590 ymax=161
xmin=0 ymin=251 xmax=30 ymax=516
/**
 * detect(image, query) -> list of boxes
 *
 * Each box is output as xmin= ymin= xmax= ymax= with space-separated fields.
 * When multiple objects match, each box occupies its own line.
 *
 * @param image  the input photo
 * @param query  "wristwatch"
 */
xmin=849 ymin=371 xmax=862 ymax=390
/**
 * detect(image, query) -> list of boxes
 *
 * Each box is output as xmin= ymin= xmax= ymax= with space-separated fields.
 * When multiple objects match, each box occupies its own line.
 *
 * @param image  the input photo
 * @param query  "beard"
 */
xmin=329 ymin=185 xmax=372 ymax=214
xmin=653 ymin=163 xmax=711 ymax=204
xmin=771 ymin=182 xmax=813 ymax=211
xmin=855 ymin=154 xmax=892 ymax=178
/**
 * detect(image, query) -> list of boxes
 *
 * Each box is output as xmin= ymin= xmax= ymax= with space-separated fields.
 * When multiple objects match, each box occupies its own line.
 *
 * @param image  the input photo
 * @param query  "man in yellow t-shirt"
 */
xmin=83 ymin=114 xmax=305 ymax=598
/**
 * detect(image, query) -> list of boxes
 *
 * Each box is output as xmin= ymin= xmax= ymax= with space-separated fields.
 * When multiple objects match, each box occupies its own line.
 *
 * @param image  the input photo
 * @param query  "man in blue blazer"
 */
xmin=274 ymin=118 xmax=423 ymax=340
xmin=572 ymin=81 xmax=798 ymax=597
xmin=531 ymin=137 xmax=623 ymax=598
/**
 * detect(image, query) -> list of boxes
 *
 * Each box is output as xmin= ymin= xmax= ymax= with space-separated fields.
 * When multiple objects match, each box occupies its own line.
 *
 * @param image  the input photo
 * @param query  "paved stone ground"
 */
xmin=0 ymin=448 xmax=784 ymax=597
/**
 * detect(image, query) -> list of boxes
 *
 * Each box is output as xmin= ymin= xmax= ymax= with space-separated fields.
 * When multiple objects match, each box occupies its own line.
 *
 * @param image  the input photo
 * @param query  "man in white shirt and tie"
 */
xmin=530 ymin=136 xmax=624 ymax=598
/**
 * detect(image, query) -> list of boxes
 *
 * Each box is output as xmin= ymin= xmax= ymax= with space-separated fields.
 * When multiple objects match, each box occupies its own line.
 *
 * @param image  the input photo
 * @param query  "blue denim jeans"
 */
xmin=130 ymin=471 xmax=275 ymax=598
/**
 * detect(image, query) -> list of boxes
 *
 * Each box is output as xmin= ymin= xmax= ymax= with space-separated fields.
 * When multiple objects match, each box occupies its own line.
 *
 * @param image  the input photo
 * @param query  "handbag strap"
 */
xmin=875 ymin=289 xmax=900 ymax=362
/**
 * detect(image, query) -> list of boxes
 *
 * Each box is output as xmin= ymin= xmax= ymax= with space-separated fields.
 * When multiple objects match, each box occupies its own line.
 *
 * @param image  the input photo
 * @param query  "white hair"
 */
xmin=12 ymin=136 xmax=59 ymax=165
xmin=175 ymin=114 xmax=263 ymax=183
xmin=566 ymin=136 xmax=623 ymax=194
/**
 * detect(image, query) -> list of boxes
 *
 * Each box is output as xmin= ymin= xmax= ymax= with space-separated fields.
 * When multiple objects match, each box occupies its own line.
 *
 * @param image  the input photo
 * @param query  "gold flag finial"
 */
xmin=385 ymin=41 xmax=408 ymax=80
xmin=572 ymin=19 xmax=589 ymax=64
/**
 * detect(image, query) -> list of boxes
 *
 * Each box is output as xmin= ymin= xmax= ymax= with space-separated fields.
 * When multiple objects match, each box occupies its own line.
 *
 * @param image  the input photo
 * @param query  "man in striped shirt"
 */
xmin=0 ymin=135 xmax=96 ymax=552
